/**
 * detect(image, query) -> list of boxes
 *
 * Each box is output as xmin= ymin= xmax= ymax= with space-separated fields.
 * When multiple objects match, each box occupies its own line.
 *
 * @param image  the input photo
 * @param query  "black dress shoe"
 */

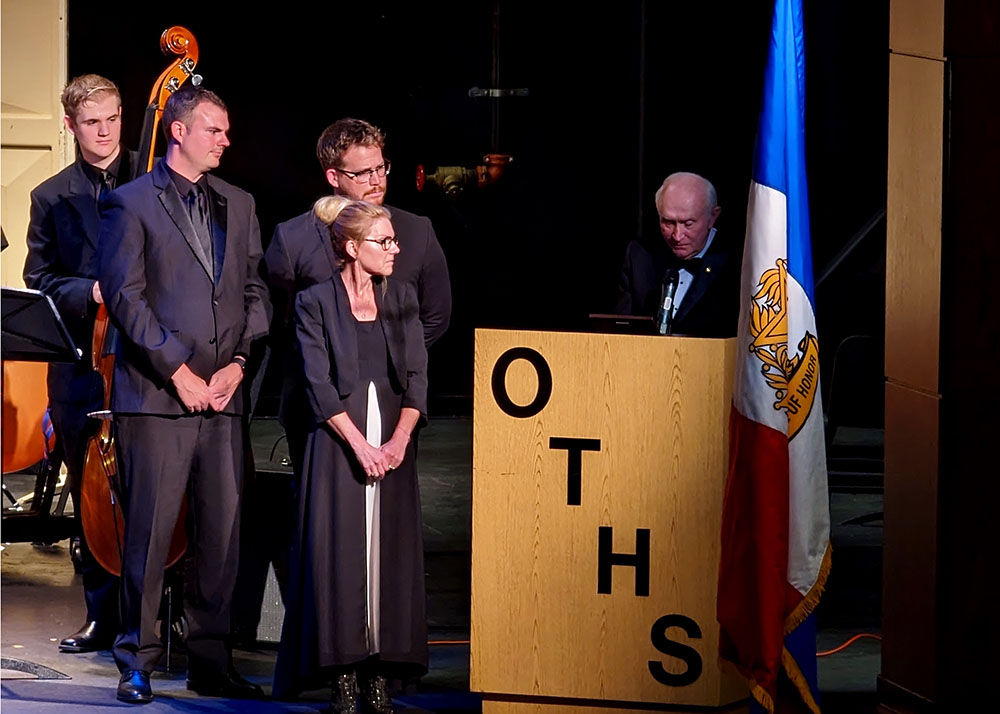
xmin=117 ymin=669 xmax=153 ymax=704
xmin=59 ymin=621 xmax=113 ymax=653
xmin=186 ymin=670 xmax=264 ymax=699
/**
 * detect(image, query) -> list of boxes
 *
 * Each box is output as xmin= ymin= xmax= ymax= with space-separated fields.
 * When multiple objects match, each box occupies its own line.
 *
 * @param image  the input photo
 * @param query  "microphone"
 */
xmin=657 ymin=269 xmax=679 ymax=335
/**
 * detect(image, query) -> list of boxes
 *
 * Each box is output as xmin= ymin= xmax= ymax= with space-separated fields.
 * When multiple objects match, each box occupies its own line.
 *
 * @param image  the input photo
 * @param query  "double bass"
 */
xmin=79 ymin=27 xmax=202 ymax=575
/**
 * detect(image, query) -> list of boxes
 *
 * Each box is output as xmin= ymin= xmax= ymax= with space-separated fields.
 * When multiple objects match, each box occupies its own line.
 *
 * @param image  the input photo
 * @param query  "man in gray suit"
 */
xmin=98 ymin=85 xmax=269 ymax=703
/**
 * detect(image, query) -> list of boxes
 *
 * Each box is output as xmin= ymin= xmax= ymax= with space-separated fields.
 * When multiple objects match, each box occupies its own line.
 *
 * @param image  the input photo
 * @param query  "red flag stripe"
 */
xmin=718 ymin=405 xmax=792 ymax=698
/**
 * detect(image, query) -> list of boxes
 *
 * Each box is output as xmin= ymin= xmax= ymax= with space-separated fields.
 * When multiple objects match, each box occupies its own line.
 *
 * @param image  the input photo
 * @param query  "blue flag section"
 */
xmin=756 ymin=0 xmax=823 ymax=711
xmin=752 ymin=0 xmax=814 ymax=302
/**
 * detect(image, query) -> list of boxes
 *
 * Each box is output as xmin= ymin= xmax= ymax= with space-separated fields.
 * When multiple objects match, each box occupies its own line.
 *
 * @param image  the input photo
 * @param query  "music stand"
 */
xmin=2 ymin=287 xmax=80 ymax=363
xmin=0 ymin=288 xmax=80 ymax=679
xmin=2 ymin=286 xmax=79 ymax=541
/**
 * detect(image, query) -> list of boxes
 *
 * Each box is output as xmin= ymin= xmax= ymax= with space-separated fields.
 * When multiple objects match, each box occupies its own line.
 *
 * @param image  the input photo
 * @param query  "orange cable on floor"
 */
xmin=816 ymin=633 xmax=882 ymax=657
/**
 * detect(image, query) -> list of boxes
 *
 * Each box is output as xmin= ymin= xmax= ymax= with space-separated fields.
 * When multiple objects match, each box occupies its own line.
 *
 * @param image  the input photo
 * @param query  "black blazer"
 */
xmin=23 ymin=150 xmax=139 ymax=404
xmin=265 ymin=203 xmax=450 ymax=428
xmin=294 ymin=273 xmax=428 ymax=426
xmin=614 ymin=234 xmax=741 ymax=338
xmin=97 ymin=159 xmax=270 ymax=416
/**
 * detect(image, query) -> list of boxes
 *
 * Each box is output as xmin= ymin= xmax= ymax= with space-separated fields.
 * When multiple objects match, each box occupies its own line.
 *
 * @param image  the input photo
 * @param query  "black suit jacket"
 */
xmin=98 ymin=159 xmax=270 ymax=416
xmin=23 ymin=150 xmax=139 ymax=404
xmin=265 ymin=203 xmax=450 ymax=428
xmin=614 ymin=234 xmax=740 ymax=338
xmin=295 ymin=274 xmax=427 ymax=426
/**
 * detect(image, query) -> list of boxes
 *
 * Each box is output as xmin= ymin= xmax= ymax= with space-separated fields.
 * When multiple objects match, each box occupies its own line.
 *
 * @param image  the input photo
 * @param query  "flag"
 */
xmin=717 ymin=0 xmax=831 ymax=712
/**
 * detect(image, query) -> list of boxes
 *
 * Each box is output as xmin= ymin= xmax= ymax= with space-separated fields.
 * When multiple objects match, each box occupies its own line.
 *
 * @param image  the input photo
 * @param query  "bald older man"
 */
xmin=615 ymin=172 xmax=739 ymax=337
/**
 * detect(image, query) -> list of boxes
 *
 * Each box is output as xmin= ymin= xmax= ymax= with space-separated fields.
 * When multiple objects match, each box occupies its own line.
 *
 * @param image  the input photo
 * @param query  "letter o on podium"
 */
xmin=491 ymin=347 xmax=552 ymax=418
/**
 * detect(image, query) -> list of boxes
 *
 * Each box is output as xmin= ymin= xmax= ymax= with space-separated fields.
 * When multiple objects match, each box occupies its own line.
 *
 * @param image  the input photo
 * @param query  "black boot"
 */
xmin=359 ymin=673 xmax=394 ymax=714
xmin=328 ymin=671 xmax=358 ymax=714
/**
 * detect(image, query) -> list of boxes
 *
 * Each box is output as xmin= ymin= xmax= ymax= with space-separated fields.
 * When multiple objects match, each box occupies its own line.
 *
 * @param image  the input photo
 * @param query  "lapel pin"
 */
xmin=705 ymin=266 xmax=712 ymax=273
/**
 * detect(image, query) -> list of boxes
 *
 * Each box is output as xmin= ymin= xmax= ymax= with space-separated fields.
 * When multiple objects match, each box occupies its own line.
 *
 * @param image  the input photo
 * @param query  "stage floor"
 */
xmin=1 ymin=417 xmax=880 ymax=713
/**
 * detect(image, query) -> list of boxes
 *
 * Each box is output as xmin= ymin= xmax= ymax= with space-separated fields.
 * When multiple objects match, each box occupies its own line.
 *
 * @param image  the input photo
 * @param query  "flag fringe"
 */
xmin=741 ymin=544 xmax=832 ymax=713
xmin=750 ymin=681 xmax=775 ymax=713
xmin=784 ymin=542 xmax=832 ymax=635
xmin=782 ymin=647 xmax=822 ymax=714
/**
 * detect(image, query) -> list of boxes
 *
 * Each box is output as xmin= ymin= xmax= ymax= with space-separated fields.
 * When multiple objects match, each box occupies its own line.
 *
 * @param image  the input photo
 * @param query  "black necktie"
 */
xmin=98 ymin=171 xmax=113 ymax=203
xmin=187 ymin=185 xmax=213 ymax=265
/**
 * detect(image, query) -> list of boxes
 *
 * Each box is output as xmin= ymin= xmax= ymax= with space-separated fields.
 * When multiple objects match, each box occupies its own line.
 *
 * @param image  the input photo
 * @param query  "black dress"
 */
xmin=274 ymin=279 xmax=428 ymax=698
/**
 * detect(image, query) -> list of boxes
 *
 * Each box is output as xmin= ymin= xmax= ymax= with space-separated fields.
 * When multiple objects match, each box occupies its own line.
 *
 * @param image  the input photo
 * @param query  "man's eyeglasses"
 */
xmin=363 ymin=236 xmax=399 ymax=250
xmin=335 ymin=160 xmax=391 ymax=183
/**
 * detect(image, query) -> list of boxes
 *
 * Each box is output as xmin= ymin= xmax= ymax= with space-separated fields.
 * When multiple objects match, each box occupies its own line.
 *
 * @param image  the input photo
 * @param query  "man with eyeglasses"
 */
xmin=231 ymin=118 xmax=451 ymax=645
xmin=614 ymin=172 xmax=739 ymax=338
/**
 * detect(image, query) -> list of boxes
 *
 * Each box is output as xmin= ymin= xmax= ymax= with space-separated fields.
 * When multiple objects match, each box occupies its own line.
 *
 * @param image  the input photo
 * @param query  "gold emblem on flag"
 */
xmin=748 ymin=259 xmax=820 ymax=439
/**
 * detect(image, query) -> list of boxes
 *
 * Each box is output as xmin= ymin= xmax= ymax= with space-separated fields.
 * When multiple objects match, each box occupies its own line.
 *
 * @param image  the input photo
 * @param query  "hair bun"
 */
xmin=313 ymin=195 xmax=354 ymax=224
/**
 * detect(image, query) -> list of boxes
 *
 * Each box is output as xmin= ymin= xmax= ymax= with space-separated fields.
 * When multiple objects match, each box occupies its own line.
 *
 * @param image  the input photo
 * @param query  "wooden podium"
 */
xmin=471 ymin=330 xmax=749 ymax=713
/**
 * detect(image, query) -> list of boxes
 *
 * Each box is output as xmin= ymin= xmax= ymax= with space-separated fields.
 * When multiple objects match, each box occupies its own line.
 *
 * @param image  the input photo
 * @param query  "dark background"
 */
xmin=69 ymin=0 xmax=888 ymax=416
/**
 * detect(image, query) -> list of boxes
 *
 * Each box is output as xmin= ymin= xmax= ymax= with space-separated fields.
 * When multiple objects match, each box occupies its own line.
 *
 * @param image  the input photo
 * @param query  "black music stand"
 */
xmin=1 ymin=287 xmax=77 ymax=681
xmin=2 ymin=286 xmax=80 ymax=542
xmin=2 ymin=287 xmax=80 ymax=363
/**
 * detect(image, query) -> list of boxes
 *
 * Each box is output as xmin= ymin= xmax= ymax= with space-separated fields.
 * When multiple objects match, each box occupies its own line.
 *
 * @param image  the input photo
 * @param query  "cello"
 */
xmin=79 ymin=27 xmax=202 ymax=576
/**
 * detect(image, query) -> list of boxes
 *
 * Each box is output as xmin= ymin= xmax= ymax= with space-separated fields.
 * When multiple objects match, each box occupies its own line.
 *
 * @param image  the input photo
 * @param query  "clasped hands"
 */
xmin=170 ymin=362 xmax=243 ymax=413
xmin=353 ymin=432 xmax=408 ymax=481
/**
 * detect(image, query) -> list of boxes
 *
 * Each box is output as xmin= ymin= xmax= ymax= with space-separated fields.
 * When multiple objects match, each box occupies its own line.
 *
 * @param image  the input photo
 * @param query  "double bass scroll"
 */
xmin=137 ymin=26 xmax=202 ymax=174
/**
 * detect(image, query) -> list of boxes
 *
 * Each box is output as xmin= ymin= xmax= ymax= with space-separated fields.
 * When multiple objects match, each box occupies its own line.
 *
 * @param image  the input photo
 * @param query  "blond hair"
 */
xmin=314 ymin=196 xmax=392 ymax=263
xmin=61 ymin=74 xmax=121 ymax=120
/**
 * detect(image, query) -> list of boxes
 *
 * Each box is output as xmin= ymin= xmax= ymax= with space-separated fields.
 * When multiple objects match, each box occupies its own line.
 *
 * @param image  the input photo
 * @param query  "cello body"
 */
xmin=1 ymin=362 xmax=50 ymax=474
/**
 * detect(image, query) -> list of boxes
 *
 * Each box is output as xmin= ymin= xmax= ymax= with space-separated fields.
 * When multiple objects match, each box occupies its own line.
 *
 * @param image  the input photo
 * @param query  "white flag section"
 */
xmin=736 ymin=180 xmax=829 ymax=597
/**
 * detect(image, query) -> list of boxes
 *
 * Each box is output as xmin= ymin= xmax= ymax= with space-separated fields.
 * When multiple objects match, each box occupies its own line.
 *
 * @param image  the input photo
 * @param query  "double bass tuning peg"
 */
xmin=179 ymin=59 xmax=202 ymax=87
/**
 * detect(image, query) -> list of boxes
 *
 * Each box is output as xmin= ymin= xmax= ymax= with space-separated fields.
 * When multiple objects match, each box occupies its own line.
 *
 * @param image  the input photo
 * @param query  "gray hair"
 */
xmin=654 ymin=172 xmax=718 ymax=214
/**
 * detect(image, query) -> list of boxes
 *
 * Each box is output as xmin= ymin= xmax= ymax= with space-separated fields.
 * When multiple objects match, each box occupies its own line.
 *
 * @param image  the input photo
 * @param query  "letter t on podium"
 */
xmin=549 ymin=437 xmax=601 ymax=506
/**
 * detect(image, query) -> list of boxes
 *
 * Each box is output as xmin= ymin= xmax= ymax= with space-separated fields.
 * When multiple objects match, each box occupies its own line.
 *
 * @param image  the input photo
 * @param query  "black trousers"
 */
xmin=112 ymin=413 xmax=242 ymax=676
xmin=48 ymin=400 xmax=119 ymax=626
xmin=229 ymin=421 xmax=296 ymax=641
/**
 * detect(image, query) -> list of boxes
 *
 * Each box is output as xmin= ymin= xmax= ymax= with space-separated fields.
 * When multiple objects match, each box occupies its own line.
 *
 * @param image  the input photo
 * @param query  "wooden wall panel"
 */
xmin=0 ymin=0 xmax=69 ymax=287
xmin=471 ymin=330 xmax=745 ymax=709
xmin=881 ymin=380 xmax=940 ymax=702
xmin=889 ymin=0 xmax=944 ymax=58
xmin=885 ymin=53 xmax=943 ymax=393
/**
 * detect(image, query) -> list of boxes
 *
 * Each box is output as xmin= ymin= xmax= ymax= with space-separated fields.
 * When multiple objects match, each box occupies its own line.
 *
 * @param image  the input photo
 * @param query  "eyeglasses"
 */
xmin=363 ymin=236 xmax=399 ymax=250
xmin=335 ymin=160 xmax=391 ymax=183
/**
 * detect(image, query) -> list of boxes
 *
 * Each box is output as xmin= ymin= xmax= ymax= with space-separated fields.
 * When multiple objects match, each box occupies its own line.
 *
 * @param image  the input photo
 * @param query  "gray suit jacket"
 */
xmin=98 ymin=159 xmax=270 ymax=416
